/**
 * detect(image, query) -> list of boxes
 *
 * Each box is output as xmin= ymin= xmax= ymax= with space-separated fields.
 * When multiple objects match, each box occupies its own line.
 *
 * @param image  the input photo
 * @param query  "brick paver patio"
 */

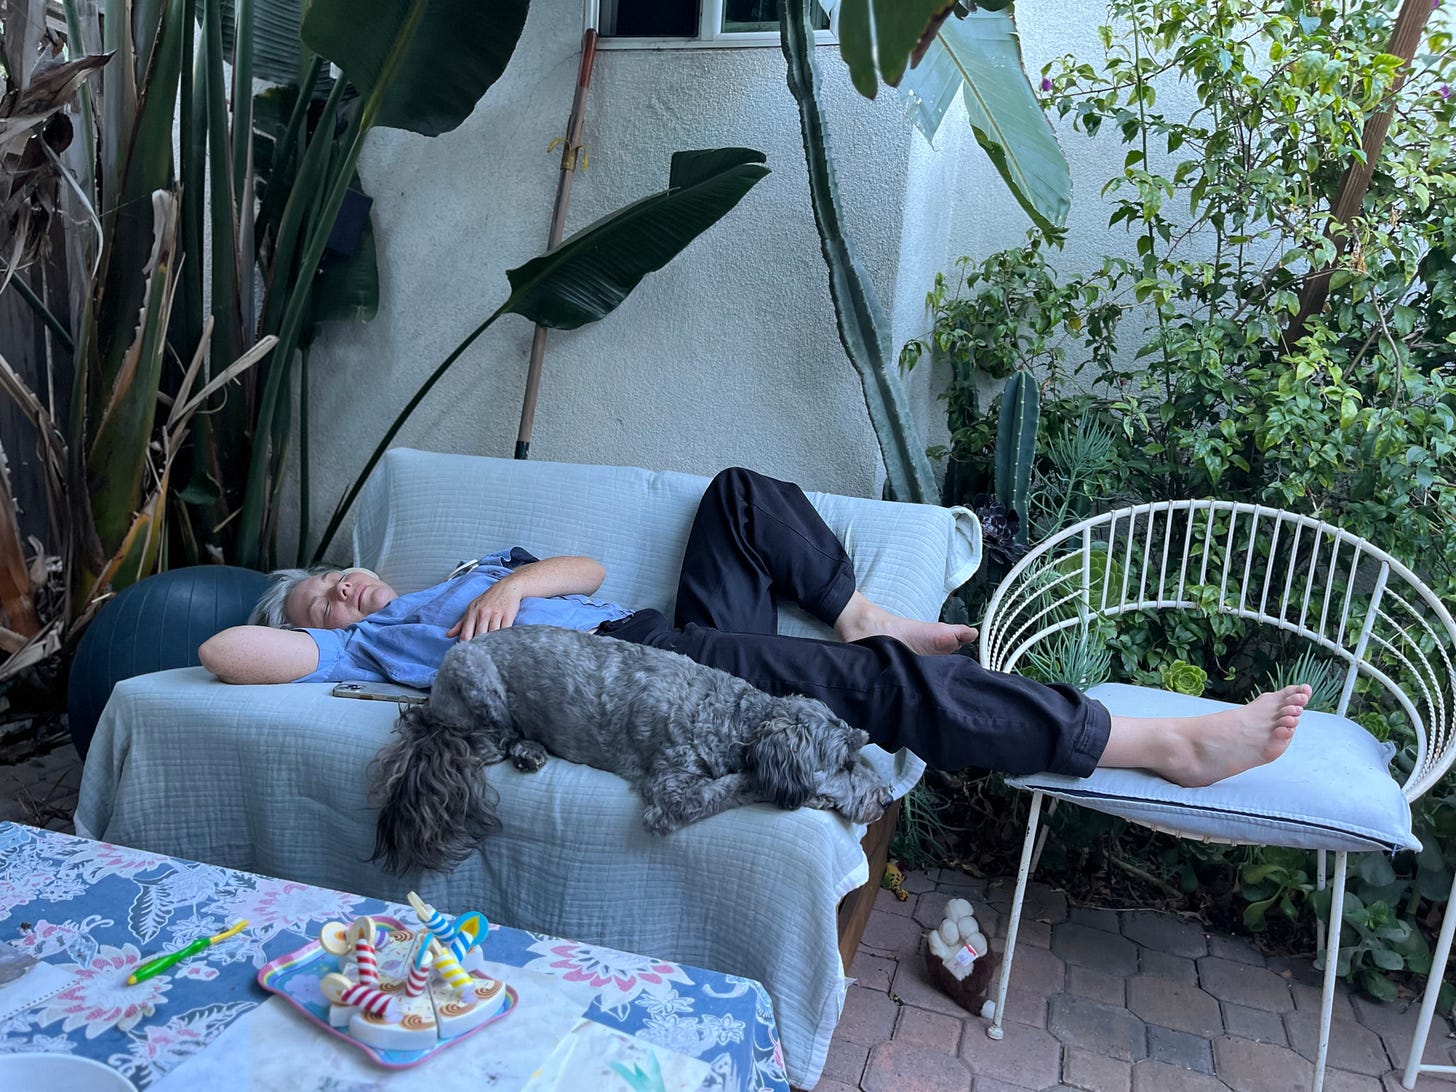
xmin=5 ymin=738 xmax=1455 ymax=1090
xmin=829 ymin=870 xmax=1456 ymax=1091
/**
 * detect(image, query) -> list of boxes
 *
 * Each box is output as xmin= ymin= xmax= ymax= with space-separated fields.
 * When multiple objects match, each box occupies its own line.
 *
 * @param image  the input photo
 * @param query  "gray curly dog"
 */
xmin=371 ymin=625 xmax=894 ymax=874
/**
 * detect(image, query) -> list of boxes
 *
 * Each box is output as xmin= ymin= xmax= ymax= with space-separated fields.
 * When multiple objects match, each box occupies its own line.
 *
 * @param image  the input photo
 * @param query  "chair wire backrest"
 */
xmin=980 ymin=501 xmax=1456 ymax=800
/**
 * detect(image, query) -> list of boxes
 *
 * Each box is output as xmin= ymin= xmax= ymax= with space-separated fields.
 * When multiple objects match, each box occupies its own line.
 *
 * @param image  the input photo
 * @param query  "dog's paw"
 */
xmin=641 ymin=807 xmax=682 ymax=836
xmin=509 ymin=740 xmax=548 ymax=772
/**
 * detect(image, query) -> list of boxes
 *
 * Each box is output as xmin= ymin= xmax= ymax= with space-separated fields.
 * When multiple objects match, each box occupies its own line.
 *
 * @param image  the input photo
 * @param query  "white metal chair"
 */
xmin=977 ymin=500 xmax=1456 ymax=1092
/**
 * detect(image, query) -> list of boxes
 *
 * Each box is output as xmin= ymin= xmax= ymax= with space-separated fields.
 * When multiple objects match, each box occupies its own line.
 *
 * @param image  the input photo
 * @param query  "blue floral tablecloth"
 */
xmin=0 ymin=822 xmax=788 ymax=1091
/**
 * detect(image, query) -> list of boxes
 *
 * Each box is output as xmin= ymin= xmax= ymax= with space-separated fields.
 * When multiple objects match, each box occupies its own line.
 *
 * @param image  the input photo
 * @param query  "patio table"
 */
xmin=0 ymin=821 xmax=789 ymax=1090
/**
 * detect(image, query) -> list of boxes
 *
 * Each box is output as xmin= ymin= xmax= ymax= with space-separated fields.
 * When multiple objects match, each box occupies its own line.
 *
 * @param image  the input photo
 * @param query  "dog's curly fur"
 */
xmin=371 ymin=626 xmax=893 ymax=874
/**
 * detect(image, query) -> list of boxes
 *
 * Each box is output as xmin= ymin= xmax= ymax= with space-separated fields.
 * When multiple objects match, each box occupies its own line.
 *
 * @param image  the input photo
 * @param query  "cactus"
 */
xmin=780 ymin=0 xmax=939 ymax=504
xmin=994 ymin=371 xmax=1039 ymax=544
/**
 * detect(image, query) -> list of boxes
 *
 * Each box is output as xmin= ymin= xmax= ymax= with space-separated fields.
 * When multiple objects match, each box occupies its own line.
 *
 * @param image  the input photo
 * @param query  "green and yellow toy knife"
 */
xmin=127 ymin=919 xmax=248 ymax=985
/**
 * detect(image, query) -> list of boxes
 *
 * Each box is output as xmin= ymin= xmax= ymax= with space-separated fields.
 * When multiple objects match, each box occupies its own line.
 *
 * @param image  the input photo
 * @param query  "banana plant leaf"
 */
xmin=502 ymin=148 xmax=770 ymax=330
xmin=823 ymin=1 xmax=1069 ymax=234
xmin=900 ymin=9 xmax=1070 ymax=234
xmin=833 ymin=0 xmax=955 ymax=97
xmin=300 ymin=0 xmax=530 ymax=137
xmin=310 ymin=146 xmax=771 ymax=560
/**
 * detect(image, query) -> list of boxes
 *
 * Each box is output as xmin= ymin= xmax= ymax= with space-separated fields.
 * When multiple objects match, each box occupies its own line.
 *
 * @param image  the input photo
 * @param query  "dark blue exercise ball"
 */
xmin=68 ymin=565 xmax=270 ymax=759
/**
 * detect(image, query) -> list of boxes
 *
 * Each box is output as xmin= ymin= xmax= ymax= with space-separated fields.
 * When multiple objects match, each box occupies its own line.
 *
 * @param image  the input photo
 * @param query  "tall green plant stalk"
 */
xmin=780 ymin=0 xmax=938 ymax=504
xmin=995 ymin=370 xmax=1039 ymax=545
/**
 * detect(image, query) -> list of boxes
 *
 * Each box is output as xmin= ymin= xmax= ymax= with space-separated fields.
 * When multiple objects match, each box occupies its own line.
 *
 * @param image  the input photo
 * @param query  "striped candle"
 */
xmin=332 ymin=980 xmax=394 ymax=1019
xmin=353 ymin=932 xmax=378 ymax=987
xmin=404 ymin=957 xmax=430 ymax=998
xmin=408 ymin=892 xmax=458 ymax=948
xmin=430 ymin=941 xmax=473 ymax=991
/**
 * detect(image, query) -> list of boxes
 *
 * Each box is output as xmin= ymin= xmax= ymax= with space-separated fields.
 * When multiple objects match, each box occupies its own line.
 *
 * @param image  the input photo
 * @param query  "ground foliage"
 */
xmin=901 ymin=0 xmax=1456 ymax=1005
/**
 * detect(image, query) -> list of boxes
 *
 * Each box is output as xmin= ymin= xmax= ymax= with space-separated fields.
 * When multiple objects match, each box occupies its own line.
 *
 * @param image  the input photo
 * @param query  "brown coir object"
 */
xmin=923 ymin=944 xmax=1002 ymax=1017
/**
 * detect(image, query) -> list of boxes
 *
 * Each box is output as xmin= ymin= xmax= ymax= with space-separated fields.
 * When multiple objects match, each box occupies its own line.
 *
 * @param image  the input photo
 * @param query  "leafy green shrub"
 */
xmin=910 ymin=0 xmax=1456 ymax=1002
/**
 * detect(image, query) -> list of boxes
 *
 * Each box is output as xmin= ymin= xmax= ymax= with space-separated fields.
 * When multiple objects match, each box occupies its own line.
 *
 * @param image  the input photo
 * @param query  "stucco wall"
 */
xmin=294 ymin=0 xmax=1160 ymax=560
xmin=296 ymin=0 xmax=938 ymax=558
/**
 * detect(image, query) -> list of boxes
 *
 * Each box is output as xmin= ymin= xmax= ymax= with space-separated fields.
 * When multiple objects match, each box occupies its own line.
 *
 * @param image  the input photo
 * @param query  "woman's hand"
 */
xmin=447 ymin=579 xmax=524 ymax=641
xmin=446 ymin=555 xmax=606 ymax=642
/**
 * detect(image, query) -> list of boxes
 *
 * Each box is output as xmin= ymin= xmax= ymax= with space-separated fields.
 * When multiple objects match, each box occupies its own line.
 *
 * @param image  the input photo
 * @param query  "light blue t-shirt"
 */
xmin=294 ymin=547 xmax=632 ymax=688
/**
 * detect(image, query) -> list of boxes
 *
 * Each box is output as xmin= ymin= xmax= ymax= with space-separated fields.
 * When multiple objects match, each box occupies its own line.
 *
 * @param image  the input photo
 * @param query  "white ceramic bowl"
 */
xmin=0 ymin=1053 xmax=136 ymax=1091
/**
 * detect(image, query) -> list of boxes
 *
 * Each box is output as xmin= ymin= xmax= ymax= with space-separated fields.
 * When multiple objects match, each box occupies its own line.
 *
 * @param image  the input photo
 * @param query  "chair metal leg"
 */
xmin=988 ymin=790 xmax=1044 ymax=1041
xmin=1313 ymin=851 xmax=1348 ymax=1092
xmin=1316 ymin=849 xmax=1328 ymax=954
xmin=1403 ymin=867 xmax=1456 ymax=1087
xmin=1030 ymin=798 xmax=1059 ymax=872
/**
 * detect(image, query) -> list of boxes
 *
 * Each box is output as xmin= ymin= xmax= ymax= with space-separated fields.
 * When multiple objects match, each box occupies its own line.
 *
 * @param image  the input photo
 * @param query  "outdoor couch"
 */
xmin=74 ymin=447 xmax=983 ymax=1087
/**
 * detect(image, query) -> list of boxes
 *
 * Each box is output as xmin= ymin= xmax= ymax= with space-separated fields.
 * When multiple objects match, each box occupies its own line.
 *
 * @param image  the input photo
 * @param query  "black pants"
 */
xmin=600 ymin=468 xmax=1111 ymax=776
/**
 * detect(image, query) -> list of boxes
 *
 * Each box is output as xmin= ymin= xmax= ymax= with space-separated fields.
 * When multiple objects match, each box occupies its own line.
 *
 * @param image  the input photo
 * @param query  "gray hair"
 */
xmin=249 ymin=567 xmax=327 ymax=628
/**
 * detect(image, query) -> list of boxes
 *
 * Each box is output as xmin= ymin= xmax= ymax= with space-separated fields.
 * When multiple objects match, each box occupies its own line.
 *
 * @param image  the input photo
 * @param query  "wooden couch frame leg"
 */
xmin=836 ymin=799 xmax=901 ymax=972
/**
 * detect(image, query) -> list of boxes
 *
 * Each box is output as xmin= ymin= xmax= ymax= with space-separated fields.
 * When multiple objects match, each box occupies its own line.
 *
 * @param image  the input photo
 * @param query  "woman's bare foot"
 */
xmin=833 ymin=591 xmax=977 ymax=655
xmin=1101 ymin=684 xmax=1311 ymax=787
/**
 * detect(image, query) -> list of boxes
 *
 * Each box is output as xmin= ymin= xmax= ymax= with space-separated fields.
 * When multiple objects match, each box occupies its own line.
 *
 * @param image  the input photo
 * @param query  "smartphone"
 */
xmin=330 ymin=680 xmax=429 ymax=705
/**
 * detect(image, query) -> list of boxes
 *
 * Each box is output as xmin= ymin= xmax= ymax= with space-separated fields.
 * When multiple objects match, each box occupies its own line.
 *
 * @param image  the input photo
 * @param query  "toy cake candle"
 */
xmin=349 ymin=917 xmax=379 ymax=987
xmin=429 ymin=939 xmax=474 ymax=991
xmin=321 ymin=973 xmax=396 ymax=1020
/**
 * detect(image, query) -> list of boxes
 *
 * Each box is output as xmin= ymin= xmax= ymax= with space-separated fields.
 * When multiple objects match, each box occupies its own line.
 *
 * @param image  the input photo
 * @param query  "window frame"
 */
xmin=587 ymin=0 xmax=838 ymax=50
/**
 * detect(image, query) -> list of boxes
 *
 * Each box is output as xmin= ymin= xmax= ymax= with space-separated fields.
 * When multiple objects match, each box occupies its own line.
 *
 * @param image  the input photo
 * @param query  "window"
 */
xmin=591 ymin=0 xmax=832 ymax=48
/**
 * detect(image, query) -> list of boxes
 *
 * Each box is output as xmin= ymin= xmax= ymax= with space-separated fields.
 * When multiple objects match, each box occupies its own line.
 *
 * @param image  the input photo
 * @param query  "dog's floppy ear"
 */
xmin=747 ymin=715 xmax=816 ymax=810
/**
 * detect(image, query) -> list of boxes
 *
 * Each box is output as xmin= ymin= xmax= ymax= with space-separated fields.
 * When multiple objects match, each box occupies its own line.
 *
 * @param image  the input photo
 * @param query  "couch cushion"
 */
xmin=1009 ymin=683 xmax=1418 ymax=853
xmin=351 ymin=449 xmax=982 ymax=637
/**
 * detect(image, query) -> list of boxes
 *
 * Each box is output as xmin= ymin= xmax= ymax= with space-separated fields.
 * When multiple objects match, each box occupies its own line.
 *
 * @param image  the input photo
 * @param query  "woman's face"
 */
xmin=284 ymin=568 xmax=397 ymax=629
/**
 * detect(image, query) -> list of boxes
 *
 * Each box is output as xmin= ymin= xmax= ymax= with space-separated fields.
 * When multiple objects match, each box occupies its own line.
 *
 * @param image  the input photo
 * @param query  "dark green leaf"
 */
xmin=836 ymin=0 xmax=955 ymax=97
xmin=1356 ymin=854 xmax=1397 ymax=887
xmin=501 ymin=149 xmax=770 ymax=331
xmin=1370 ymin=945 xmax=1406 ymax=971
xmin=1361 ymin=968 xmax=1398 ymax=1001
xmin=177 ymin=475 xmax=222 ymax=505
xmin=206 ymin=0 xmax=328 ymax=90
xmin=301 ymin=0 xmax=529 ymax=137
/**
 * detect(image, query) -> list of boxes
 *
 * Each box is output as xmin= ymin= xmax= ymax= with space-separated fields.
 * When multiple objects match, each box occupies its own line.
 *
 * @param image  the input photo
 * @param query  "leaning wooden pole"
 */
xmin=1281 ymin=0 xmax=1432 ymax=354
xmin=514 ymin=28 xmax=598 ymax=460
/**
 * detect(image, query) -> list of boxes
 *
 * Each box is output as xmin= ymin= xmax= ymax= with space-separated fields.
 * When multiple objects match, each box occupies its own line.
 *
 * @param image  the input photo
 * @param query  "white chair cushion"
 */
xmin=351 ymin=449 xmax=982 ymax=636
xmin=1009 ymin=683 xmax=1418 ymax=854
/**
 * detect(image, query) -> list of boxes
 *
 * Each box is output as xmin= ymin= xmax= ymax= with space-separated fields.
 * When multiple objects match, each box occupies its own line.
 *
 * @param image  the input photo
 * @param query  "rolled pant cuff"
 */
xmin=810 ymin=564 xmax=857 ymax=629
xmin=1056 ymin=696 xmax=1112 ymax=778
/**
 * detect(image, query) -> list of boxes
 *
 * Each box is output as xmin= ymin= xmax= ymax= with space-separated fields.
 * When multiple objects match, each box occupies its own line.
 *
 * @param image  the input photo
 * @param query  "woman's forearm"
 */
xmin=501 ymin=555 xmax=606 ymax=599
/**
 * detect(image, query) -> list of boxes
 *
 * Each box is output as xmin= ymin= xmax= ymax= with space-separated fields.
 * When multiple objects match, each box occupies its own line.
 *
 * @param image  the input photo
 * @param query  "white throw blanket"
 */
xmin=76 ymin=667 xmax=925 ymax=1087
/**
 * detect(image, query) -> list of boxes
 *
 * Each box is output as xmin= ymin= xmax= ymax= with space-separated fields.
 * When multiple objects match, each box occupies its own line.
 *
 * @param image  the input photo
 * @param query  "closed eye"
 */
xmin=310 ymin=573 xmax=342 ymax=626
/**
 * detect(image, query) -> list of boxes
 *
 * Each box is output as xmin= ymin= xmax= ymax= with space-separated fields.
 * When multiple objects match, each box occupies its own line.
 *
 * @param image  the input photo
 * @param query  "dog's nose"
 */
xmin=880 ymin=791 xmax=895 ymax=809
